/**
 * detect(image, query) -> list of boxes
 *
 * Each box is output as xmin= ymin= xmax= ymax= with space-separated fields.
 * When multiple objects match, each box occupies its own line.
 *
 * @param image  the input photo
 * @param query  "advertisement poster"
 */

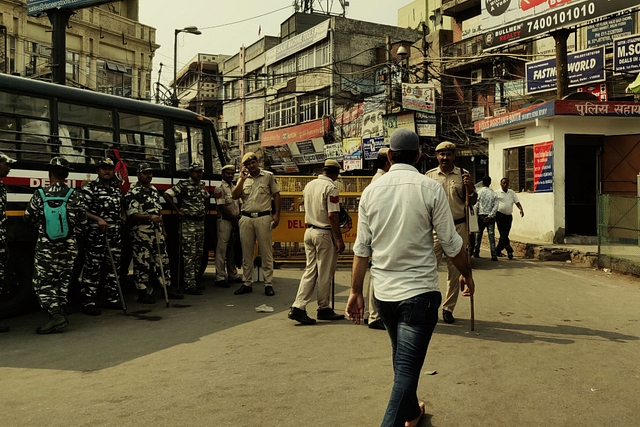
xmin=586 ymin=13 xmax=634 ymax=48
xmin=363 ymin=137 xmax=386 ymax=161
xmin=613 ymin=34 xmax=640 ymax=74
xmin=533 ymin=141 xmax=554 ymax=193
xmin=401 ymin=83 xmax=436 ymax=114
xmin=414 ymin=112 xmax=437 ymax=137
xmin=383 ymin=111 xmax=416 ymax=144
xmin=324 ymin=142 xmax=344 ymax=160
xmin=342 ymin=137 xmax=363 ymax=171
xmin=482 ymin=0 xmax=637 ymax=50
xmin=525 ymin=47 xmax=605 ymax=94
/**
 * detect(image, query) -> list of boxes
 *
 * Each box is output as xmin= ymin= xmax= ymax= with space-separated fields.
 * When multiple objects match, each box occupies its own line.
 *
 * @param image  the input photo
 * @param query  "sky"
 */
xmin=139 ymin=0 xmax=416 ymax=87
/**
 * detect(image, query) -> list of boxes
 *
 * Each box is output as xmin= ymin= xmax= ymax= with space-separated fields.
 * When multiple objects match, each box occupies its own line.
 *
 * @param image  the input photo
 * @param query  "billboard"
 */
xmin=401 ymin=83 xmax=436 ymax=114
xmin=614 ymin=34 xmax=640 ymax=74
xmin=27 ymin=0 xmax=110 ymax=16
xmin=482 ymin=0 xmax=638 ymax=50
xmin=525 ymin=46 xmax=605 ymax=94
xmin=586 ymin=13 xmax=634 ymax=48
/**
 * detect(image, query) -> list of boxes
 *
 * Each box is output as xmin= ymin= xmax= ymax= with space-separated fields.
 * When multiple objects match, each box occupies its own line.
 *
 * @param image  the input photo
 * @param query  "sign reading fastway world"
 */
xmin=482 ymin=0 xmax=638 ymax=50
xmin=525 ymin=46 xmax=605 ymax=94
xmin=27 ymin=0 xmax=111 ymax=16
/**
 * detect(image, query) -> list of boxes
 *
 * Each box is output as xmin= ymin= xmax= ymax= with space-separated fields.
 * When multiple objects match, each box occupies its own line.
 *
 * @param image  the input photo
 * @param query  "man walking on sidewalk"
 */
xmin=473 ymin=176 xmax=499 ymax=261
xmin=495 ymin=177 xmax=524 ymax=259
xmin=426 ymin=141 xmax=477 ymax=324
xmin=346 ymin=129 xmax=474 ymax=427
xmin=288 ymin=159 xmax=345 ymax=325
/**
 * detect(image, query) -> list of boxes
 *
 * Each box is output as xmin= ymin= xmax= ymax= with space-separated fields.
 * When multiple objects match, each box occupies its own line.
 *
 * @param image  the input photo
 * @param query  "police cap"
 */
xmin=241 ymin=152 xmax=258 ymax=164
xmin=435 ymin=141 xmax=456 ymax=152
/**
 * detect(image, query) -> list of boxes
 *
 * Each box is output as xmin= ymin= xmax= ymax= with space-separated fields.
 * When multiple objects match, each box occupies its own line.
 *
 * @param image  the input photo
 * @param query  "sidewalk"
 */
xmin=507 ymin=234 xmax=599 ymax=268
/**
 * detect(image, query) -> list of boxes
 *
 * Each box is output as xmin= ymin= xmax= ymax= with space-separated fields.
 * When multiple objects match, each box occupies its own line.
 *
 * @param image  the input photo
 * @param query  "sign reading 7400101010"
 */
xmin=27 ymin=0 xmax=112 ymax=16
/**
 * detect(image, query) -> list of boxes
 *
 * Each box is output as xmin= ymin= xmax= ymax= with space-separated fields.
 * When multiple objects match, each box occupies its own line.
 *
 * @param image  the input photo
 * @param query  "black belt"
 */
xmin=184 ymin=215 xmax=204 ymax=221
xmin=242 ymin=211 xmax=271 ymax=218
xmin=453 ymin=217 xmax=466 ymax=225
xmin=307 ymin=224 xmax=331 ymax=230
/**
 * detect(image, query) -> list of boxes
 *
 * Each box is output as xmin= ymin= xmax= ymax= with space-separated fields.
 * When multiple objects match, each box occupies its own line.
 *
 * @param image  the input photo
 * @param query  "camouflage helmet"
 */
xmin=47 ymin=156 xmax=73 ymax=171
xmin=98 ymin=157 xmax=116 ymax=167
xmin=189 ymin=162 xmax=204 ymax=172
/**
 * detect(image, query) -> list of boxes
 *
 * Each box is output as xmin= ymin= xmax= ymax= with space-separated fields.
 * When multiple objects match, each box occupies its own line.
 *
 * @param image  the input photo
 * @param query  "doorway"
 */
xmin=565 ymin=135 xmax=602 ymax=236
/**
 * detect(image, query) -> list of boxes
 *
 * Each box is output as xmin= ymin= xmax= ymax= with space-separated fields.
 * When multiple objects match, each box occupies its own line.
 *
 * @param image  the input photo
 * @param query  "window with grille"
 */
xmin=504 ymin=145 xmax=534 ymax=192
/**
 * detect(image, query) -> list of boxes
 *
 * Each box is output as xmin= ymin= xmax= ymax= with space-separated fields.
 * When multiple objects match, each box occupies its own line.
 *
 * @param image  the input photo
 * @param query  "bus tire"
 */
xmin=0 ymin=243 xmax=36 ymax=319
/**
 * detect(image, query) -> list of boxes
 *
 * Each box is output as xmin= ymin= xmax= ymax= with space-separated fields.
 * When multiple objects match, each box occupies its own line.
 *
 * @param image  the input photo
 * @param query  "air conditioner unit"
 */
xmin=471 ymin=69 xmax=483 ymax=84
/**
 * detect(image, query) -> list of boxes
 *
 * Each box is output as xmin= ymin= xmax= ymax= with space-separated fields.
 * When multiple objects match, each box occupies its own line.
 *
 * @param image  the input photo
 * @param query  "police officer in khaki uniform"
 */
xmin=232 ymin=152 xmax=281 ymax=296
xmin=288 ymin=159 xmax=346 ymax=324
xmin=213 ymin=164 xmax=242 ymax=288
xmin=426 ymin=141 xmax=477 ymax=324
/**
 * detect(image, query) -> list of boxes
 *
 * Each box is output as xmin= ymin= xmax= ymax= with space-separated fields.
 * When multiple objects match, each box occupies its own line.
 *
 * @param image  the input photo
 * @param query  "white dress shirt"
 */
xmin=496 ymin=188 xmax=520 ymax=215
xmin=354 ymin=163 xmax=463 ymax=302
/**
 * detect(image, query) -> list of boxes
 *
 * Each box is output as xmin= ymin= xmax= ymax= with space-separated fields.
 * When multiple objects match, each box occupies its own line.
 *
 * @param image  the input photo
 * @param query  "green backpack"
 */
xmin=38 ymin=188 xmax=74 ymax=241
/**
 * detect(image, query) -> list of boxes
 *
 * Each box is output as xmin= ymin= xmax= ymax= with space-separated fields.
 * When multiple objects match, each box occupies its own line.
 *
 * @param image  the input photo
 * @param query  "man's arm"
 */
xmin=271 ymin=192 xmax=281 ymax=228
xmin=516 ymin=202 xmax=524 ymax=217
xmin=163 ymin=190 xmax=183 ymax=216
xmin=449 ymin=247 xmax=474 ymax=296
xmin=346 ymin=255 xmax=368 ymax=324
xmin=218 ymin=204 xmax=239 ymax=225
xmin=462 ymin=171 xmax=477 ymax=205
xmin=328 ymin=212 xmax=345 ymax=254
xmin=231 ymin=174 xmax=247 ymax=199
xmin=489 ymin=193 xmax=499 ymax=218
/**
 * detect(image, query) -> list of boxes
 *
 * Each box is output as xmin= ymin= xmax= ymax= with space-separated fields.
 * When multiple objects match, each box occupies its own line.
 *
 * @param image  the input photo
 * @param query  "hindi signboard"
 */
xmin=27 ymin=0 xmax=110 ymax=15
xmin=533 ymin=141 xmax=554 ymax=193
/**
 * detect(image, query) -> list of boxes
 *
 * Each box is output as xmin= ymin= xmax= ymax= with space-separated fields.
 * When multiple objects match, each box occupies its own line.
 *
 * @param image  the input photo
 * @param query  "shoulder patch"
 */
xmin=329 ymin=195 xmax=340 ymax=204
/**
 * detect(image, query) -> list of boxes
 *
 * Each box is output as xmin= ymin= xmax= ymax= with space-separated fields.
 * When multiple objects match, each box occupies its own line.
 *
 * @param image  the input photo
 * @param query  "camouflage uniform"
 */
xmin=24 ymin=182 xmax=85 ymax=314
xmin=125 ymin=182 xmax=171 ymax=291
xmin=81 ymin=178 xmax=123 ymax=307
xmin=164 ymin=177 xmax=208 ymax=290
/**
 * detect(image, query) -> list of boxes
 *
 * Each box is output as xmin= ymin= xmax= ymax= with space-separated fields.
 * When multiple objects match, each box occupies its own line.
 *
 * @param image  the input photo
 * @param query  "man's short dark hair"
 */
xmin=50 ymin=169 xmax=69 ymax=180
xmin=323 ymin=166 xmax=340 ymax=175
xmin=390 ymin=149 xmax=419 ymax=165
xmin=377 ymin=151 xmax=390 ymax=169
xmin=482 ymin=176 xmax=492 ymax=186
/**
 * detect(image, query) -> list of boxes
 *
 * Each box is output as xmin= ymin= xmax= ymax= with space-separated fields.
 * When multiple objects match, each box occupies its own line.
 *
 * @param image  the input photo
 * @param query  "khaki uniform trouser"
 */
xmin=239 ymin=215 xmax=273 ymax=286
xmin=433 ymin=222 xmax=468 ymax=313
xmin=215 ymin=218 xmax=239 ymax=282
xmin=292 ymin=228 xmax=337 ymax=311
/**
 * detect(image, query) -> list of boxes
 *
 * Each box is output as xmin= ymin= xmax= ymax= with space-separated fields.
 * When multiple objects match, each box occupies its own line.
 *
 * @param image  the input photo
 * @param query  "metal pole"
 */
xmin=465 ymin=190 xmax=475 ymax=332
xmin=47 ymin=9 xmax=73 ymax=85
xmin=154 ymin=227 xmax=171 ymax=308
xmin=553 ymin=29 xmax=571 ymax=99
xmin=105 ymin=234 xmax=127 ymax=315
xmin=173 ymin=29 xmax=179 ymax=107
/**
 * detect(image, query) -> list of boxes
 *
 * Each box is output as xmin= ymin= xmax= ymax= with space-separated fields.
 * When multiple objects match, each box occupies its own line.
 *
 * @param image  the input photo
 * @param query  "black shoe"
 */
xmin=442 ymin=310 xmax=455 ymax=324
xmin=234 ymin=284 xmax=253 ymax=295
xmin=103 ymin=300 xmax=123 ymax=310
xmin=508 ymin=253 xmax=514 ymax=260
xmin=83 ymin=305 xmax=102 ymax=316
xmin=196 ymin=283 xmax=206 ymax=291
xmin=215 ymin=280 xmax=230 ymax=288
xmin=288 ymin=307 xmax=316 ymax=325
xmin=264 ymin=285 xmax=275 ymax=296
xmin=497 ymin=252 xmax=506 ymax=257
xmin=36 ymin=311 xmax=69 ymax=334
xmin=163 ymin=289 xmax=185 ymax=299
xmin=317 ymin=308 xmax=345 ymax=321
xmin=183 ymin=287 xmax=203 ymax=296
xmin=229 ymin=277 xmax=244 ymax=284
xmin=138 ymin=289 xmax=156 ymax=304
xmin=491 ymin=256 xmax=498 ymax=261
xmin=368 ymin=319 xmax=386 ymax=330
xmin=0 ymin=325 xmax=9 ymax=333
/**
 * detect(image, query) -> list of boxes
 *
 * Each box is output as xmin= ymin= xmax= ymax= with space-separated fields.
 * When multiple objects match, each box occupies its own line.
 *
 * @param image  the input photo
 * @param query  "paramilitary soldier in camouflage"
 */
xmin=24 ymin=157 xmax=86 ymax=334
xmin=80 ymin=157 xmax=125 ymax=316
xmin=126 ymin=163 xmax=179 ymax=303
xmin=0 ymin=151 xmax=16 ymax=333
xmin=163 ymin=162 xmax=209 ymax=295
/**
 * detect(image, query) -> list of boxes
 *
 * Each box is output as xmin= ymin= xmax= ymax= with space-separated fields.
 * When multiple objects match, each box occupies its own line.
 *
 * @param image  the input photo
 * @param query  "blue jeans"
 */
xmin=375 ymin=291 xmax=442 ymax=427
xmin=475 ymin=214 xmax=497 ymax=257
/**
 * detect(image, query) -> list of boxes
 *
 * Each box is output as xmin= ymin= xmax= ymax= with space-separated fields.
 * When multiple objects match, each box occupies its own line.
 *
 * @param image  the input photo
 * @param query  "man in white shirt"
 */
xmin=473 ymin=176 xmax=499 ymax=261
xmin=495 ymin=177 xmax=524 ymax=259
xmin=346 ymin=129 xmax=474 ymax=427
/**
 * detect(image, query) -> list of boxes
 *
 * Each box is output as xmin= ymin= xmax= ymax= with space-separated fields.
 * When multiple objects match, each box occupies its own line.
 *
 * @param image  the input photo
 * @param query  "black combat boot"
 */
xmin=36 ymin=309 xmax=69 ymax=334
xmin=138 ymin=289 xmax=156 ymax=304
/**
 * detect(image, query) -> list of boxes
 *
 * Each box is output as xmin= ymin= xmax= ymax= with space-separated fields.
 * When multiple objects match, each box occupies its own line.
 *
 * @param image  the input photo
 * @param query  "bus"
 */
xmin=0 ymin=73 xmax=228 ymax=317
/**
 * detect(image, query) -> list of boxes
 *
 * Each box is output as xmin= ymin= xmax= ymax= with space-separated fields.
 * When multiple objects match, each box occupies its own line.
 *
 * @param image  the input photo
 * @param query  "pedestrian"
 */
xmin=231 ymin=152 xmax=281 ymax=297
xmin=366 ymin=147 xmax=390 ymax=330
xmin=346 ymin=129 xmax=474 ymax=427
xmin=495 ymin=177 xmax=524 ymax=259
xmin=288 ymin=159 xmax=346 ymax=325
xmin=426 ymin=141 xmax=477 ymax=324
xmin=163 ymin=162 xmax=209 ymax=295
xmin=24 ymin=157 xmax=86 ymax=334
xmin=0 ymin=152 xmax=16 ymax=333
xmin=80 ymin=157 xmax=126 ymax=315
xmin=213 ymin=165 xmax=242 ymax=288
xmin=126 ymin=163 xmax=180 ymax=303
xmin=473 ymin=176 xmax=499 ymax=261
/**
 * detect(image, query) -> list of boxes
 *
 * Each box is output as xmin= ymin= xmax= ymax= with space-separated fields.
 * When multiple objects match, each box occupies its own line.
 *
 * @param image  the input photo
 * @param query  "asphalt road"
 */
xmin=1 ymin=253 xmax=639 ymax=427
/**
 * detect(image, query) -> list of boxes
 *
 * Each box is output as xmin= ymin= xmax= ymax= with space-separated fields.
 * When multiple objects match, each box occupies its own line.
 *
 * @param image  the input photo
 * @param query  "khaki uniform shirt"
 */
xmin=238 ymin=170 xmax=280 ymax=213
xmin=214 ymin=181 xmax=240 ymax=218
xmin=426 ymin=166 xmax=467 ymax=221
xmin=303 ymin=175 xmax=340 ymax=229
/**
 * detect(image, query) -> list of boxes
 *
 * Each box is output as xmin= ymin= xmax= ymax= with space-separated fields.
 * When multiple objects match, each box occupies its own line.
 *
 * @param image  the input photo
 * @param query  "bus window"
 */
xmin=58 ymin=102 xmax=112 ymax=127
xmin=59 ymin=124 xmax=85 ymax=164
xmin=119 ymin=113 xmax=166 ymax=170
xmin=20 ymin=119 xmax=53 ymax=163
xmin=144 ymin=134 xmax=166 ymax=170
xmin=0 ymin=115 xmax=17 ymax=154
xmin=211 ymin=130 xmax=223 ymax=172
xmin=0 ymin=91 xmax=49 ymax=118
xmin=86 ymin=129 xmax=113 ymax=164
xmin=191 ymin=127 xmax=204 ymax=166
xmin=174 ymin=125 xmax=189 ymax=171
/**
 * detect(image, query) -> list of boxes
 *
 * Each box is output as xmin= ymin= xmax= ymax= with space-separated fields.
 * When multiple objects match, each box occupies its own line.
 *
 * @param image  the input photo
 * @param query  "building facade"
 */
xmin=0 ymin=0 xmax=157 ymax=98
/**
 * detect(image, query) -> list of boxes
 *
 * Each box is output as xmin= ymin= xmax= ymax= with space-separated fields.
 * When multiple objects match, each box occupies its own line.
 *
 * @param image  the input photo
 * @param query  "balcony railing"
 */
xmin=442 ymin=35 xmax=484 ymax=59
xmin=441 ymin=0 xmax=481 ymax=17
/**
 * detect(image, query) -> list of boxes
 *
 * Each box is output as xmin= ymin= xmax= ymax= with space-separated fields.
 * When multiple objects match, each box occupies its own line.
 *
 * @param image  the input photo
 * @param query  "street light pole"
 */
xmin=173 ymin=26 xmax=202 ymax=107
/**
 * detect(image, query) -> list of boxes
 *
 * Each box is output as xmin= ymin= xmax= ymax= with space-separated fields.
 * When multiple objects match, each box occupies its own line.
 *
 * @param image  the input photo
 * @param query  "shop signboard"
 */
xmin=533 ymin=141 xmax=553 ymax=193
xmin=363 ymin=137 xmax=386 ymax=161
xmin=27 ymin=0 xmax=109 ymax=15
xmin=613 ymin=34 xmax=640 ymax=74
